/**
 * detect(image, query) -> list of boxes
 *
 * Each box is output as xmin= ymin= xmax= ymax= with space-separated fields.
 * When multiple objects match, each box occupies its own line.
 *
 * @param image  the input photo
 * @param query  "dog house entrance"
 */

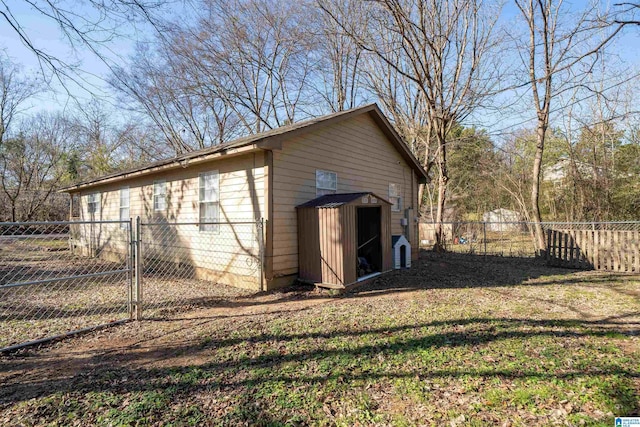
xmin=357 ymin=207 xmax=382 ymax=279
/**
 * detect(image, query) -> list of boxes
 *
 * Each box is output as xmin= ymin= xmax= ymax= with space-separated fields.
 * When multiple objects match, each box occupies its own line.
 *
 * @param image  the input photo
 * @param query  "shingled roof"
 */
xmin=60 ymin=104 xmax=428 ymax=192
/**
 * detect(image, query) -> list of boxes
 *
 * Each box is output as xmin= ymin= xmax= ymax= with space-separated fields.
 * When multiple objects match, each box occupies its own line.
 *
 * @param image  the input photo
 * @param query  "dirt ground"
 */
xmin=0 ymin=281 xmax=332 ymax=398
xmin=1 ymin=253 xmax=638 ymax=426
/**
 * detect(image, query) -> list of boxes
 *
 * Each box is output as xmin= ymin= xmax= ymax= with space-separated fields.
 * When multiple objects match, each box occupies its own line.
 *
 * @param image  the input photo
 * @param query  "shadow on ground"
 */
xmin=1 ymin=316 xmax=639 ymax=427
xmin=1 ymin=314 xmax=638 ymax=404
xmin=1 ymin=252 xmax=638 ymax=424
xmin=155 ymin=252 xmax=581 ymax=314
xmin=0 ymin=253 xmax=585 ymax=324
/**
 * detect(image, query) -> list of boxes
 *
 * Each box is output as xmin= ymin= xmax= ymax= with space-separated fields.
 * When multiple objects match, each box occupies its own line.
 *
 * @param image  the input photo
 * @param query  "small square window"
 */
xmin=87 ymin=193 xmax=100 ymax=215
xmin=316 ymin=170 xmax=337 ymax=196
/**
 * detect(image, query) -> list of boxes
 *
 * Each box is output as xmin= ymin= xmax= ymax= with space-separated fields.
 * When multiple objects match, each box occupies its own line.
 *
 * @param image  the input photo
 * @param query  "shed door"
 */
xmin=357 ymin=207 xmax=382 ymax=276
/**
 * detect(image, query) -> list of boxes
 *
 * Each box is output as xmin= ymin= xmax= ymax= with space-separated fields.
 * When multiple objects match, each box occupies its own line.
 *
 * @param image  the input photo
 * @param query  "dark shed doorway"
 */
xmin=357 ymin=207 xmax=382 ymax=277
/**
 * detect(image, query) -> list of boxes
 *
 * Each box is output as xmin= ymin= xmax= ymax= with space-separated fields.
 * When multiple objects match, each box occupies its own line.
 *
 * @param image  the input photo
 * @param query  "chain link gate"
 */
xmin=135 ymin=218 xmax=264 ymax=320
xmin=419 ymin=221 xmax=640 ymax=263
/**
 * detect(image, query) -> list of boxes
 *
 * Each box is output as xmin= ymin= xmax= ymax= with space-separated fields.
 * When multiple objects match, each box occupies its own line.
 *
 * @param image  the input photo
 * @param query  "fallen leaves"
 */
xmin=1 ymin=255 xmax=639 ymax=425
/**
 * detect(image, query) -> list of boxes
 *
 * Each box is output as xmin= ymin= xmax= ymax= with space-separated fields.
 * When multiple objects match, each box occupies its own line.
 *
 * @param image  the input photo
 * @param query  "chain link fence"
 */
xmin=0 ymin=221 xmax=133 ymax=351
xmin=1 ymin=218 xmax=264 ymax=352
xmin=138 ymin=220 xmax=264 ymax=319
xmin=419 ymin=221 xmax=538 ymax=257
xmin=419 ymin=221 xmax=640 ymax=258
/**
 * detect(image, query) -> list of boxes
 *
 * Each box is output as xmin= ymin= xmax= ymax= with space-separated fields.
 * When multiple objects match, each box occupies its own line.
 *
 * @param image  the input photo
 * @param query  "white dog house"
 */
xmin=392 ymin=235 xmax=411 ymax=269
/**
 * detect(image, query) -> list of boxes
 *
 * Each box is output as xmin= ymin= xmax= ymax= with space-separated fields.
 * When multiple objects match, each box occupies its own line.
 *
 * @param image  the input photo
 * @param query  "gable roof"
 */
xmin=296 ymin=192 xmax=391 ymax=209
xmin=60 ymin=104 xmax=428 ymax=192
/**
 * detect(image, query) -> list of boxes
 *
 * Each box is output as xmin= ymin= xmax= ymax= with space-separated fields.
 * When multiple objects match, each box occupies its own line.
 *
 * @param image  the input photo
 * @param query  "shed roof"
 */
xmin=60 ymin=104 xmax=428 ymax=193
xmin=296 ymin=192 xmax=390 ymax=209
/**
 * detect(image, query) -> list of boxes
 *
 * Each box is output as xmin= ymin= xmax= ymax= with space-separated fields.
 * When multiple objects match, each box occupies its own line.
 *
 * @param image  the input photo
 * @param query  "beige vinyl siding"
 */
xmin=272 ymin=113 xmax=419 ymax=276
xmin=75 ymin=153 xmax=264 ymax=223
xmin=71 ymin=153 xmax=265 ymax=287
xmin=73 ymin=191 xmax=130 ymax=260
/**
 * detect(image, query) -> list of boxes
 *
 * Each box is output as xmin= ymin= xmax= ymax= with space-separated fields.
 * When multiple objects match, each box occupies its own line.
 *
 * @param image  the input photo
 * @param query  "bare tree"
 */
xmin=114 ymin=122 xmax=174 ymax=167
xmin=320 ymin=0 xmax=501 ymax=249
xmin=0 ymin=113 xmax=72 ymax=221
xmin=0 ymin=55 xmax=39 ymax=147
xmin=1 ymin=0 xmax=169 ymax=95
xmin=65 ymin=100 xmax=168 ymax=179
xmin=494 ymin=132 xmax=536 ymax=224
xmin=307 ymin=0 xmax=366 ymax=112
xmin=513 ymin=0 xmax=624 ymax=253
xmin=364 ymin=54 xmax=435 ymax=216
xmin=112 ymin=0 xmax=317 ymax=152
xmin=551 ymin=52 xmax=637 ymax=221
xmin=174 ymin=0 xmax=314 ymax=134
xmin=613 ymin=2 xmax=640 ymax=25
xmin=111 ymin=44 xmax=229 ymax=154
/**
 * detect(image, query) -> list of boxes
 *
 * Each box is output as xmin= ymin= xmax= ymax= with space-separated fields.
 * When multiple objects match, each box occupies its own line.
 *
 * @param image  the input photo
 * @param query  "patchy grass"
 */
xmin=1 ymin=254 xmax=638 ymax=426
xmin=422 ymin=228 xmax=537 ymax=257
xmin=0 ymin=238 xmax=130 ymax=348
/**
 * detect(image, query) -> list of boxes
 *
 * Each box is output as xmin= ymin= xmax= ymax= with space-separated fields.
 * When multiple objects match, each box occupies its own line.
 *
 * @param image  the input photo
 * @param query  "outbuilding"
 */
xmin=482 ymin=208 xmax=523 ymax=232
xmin=296 ymin=192 xmax=393 ymax=288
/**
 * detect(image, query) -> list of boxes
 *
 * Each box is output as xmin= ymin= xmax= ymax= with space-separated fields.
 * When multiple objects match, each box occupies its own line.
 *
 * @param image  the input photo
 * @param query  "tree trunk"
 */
xmin=531 ymin=124 xmax=546 ymax=255
xmin=434 ymin=136 xmax=448 ymax=251
xmin=435 ymin=173 xmax=448 ymax=250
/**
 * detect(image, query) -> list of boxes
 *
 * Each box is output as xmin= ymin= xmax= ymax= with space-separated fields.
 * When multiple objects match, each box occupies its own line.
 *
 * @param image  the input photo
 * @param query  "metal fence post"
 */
xmin=135 ymin=216 xmax=143 ymax=320
xmin=483 ymin=222 xmax=487 ymax=255
xmin=128 ymin=218 xmax=135 ymax=319
xmin=259 ymin=218 xmax=265 ymax=292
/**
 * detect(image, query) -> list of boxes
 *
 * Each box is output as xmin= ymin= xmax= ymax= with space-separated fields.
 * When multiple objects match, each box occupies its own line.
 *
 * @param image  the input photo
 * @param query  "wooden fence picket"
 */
xmin=631 ymin=230 xmax=637 ymax=273
xmin=546 ymin=226 xmax=639 ymax=272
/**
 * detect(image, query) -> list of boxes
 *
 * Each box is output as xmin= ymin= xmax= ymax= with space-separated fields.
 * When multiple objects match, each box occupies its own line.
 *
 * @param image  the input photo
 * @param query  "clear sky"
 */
xmin=0 ymin=0 xmax=150 ymax=111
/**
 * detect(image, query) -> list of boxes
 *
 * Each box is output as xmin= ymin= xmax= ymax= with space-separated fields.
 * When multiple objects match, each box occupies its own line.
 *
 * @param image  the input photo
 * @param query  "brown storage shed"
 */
xmin=296 ymin=192 xmax=392 ymax=288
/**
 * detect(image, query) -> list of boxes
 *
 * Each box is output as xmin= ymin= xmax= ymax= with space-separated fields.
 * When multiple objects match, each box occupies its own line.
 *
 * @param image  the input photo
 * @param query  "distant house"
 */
xmin=482 ymin=208 xmax=522 ymax=231
xmin=543 ymin=157 xmax=601 ymax=184
xmin=60 ymin=104 xmax=428 ymax=291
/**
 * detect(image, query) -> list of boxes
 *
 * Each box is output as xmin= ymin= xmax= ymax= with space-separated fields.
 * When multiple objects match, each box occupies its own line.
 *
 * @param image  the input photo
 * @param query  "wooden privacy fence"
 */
xmin=546 ymin=227 xmax=640 ymax=272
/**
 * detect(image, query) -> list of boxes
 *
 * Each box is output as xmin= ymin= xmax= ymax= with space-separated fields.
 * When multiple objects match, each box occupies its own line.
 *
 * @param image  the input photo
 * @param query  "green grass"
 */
xmin=1 ymin=256 xmax=638 ymax=426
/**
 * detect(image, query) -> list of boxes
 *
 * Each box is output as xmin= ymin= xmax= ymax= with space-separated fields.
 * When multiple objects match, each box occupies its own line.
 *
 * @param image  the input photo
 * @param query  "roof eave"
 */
xmin=59 ymin=103 xmax=430 ymax=192
xmin=59 ymin=144 xmax=262 ymax=193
